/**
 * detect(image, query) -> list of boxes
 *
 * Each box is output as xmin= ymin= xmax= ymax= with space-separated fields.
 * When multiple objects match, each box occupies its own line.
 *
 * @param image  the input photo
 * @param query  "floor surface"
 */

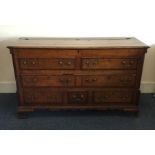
xmin=0 ymin=93 xmax=155 ymax=130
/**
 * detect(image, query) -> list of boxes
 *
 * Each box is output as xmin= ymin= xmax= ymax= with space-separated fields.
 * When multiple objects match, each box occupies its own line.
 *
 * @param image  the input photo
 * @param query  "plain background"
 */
xmin=0 ymin=0 xmax=155 ymax=155
xmin=0 ymin=0 xmax=155 ymax=93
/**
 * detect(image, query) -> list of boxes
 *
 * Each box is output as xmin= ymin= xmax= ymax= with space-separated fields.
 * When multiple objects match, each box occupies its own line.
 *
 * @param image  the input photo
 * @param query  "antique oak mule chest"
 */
xmin=8 ymin=37 xmax=149 ymax=117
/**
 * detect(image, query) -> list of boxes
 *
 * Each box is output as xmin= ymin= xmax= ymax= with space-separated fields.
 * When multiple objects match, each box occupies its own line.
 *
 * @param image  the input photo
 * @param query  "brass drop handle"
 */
xmin=80 ymin=94 xmax=84 ymax=99
xmin=85 ymin=78 xmax=97 ymax=83
xmin=73 ymin=94 xmax=85 ymax=101
xmin=58 ymin=61 xmax=63 ymax=65
xmin=59 ymin=78 xmax=70 ymax=84
xmin=32 ymin=61 xmax=36 ymax=65
xmin=122 ymin=60 xmax=131 ymax=66
xmin=85 ymin=61 xmax=90 ymax=65
xmin=122 ymin=60 xmax=127 ymax=64
xmin=85 ymin=60 xmax=98 ymax=66
xmin=122 ymin=60 xmax=135 ymax=66
xmin=23 ymin=60 xmax=27 ymax=65
xmin=67 ymin=61 xmax=72 ymax=65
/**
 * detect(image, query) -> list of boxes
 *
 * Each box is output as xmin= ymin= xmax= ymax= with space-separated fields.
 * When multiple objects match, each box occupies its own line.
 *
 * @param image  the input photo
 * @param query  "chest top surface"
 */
xmin=7 ymin=37 xmax=149 ymax=49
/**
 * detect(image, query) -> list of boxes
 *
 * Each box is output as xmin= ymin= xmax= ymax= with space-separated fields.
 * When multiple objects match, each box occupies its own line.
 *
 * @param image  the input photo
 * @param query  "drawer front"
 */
xmin=22 ymin=75 xmax=75 ymax=87
xmin=93 ymin=90 xmax=133 ymax=104
xmin=82 ymin=58 xmax=137 ymax=69
xmin=67 ymin=91 xmax=88 ymax=104
xmin=19 ymin=58 xmax=76 ymax=70
xmin=23 ymin=88 xmax=63 ymax=105
xmin=81 ymin=73 xmax=136 ymax=87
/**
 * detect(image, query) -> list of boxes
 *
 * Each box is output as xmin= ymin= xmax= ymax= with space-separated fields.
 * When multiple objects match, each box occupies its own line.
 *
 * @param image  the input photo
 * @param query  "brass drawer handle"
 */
xmin=84 ymin=60 xmax=98 ymax=66
xmin=58 ymin=61 xmax=63 ymax=65
xmin=59 ymin=78 xmax=71 ymax=84
xmin=122 ymin=60 xmax=126 ymax=64
xmin=22 ymin=60 xmax=38 ymax=65
xmin=85 ymin=78 xmax=97 ymax=83
xmin=23 ymin=60 xmax=27 ymax=65
xmin=59 ymin=61 xmax=72 ymax=66
xmin=122 ymin=60 xmax=135 ymax=66
xmin=85 ymin=61 xmax=90 ymax=65
xmin=32 ymin=61 xmax=36 ymax=65
xmin=67 ymin=61 xmax=72 ymax=65
xmin=80 ymin=94 xmax=84 ymax=98
xmin=122 ymin=60 xmax=130 ymax=66
xmin=73 ymin=94 xmax=85 ymax=101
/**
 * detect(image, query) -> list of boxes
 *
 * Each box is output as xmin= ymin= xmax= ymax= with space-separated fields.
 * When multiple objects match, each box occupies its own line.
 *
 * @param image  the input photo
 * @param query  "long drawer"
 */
xmin=81 ymin=58 xmax=137 ymax=69
xmin=19 ymin=58 xmax=76 ymax=70
xmin=23 ymin=88 xmax=137 ymax=106
xmin=21 ymin=70 xmax=136 ymax=87
xmin=18 ymin=57 xmax=138 ymax=70
xmin=80 ymin=73 xmax=136 ymax=87
xmin=16 ymin=48 xmax=140 ymax=70
xmin=22 ymin=75 xmax=75 ymax=87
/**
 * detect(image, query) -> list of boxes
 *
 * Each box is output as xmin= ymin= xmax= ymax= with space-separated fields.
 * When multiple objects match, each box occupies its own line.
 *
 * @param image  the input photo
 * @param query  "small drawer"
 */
xmin=93 ymin=90 xmax=133 ymax=104
xmin=81 ymin=73 xmax=136 ymax=87
xmin=19 ymin=58 xmax=76 ymax=70
xmin=81 ymin=58 xmax=137 ymax=69
xmin=24 ymin=88 xmax=63 ymax=105
xmin=68 ymin=91 xmax=88 ymax=104
xmin=22 ymin=75 xmax=75 ymax=87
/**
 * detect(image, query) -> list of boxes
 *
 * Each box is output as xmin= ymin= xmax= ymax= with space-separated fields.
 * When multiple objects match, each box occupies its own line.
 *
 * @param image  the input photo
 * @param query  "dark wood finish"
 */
xmin=21 ymin=75 xmax=75 ymax=87
xmin=68 ymin=91 xmax=89 ymax=105
xmin=93 ymin=89 xmax=133 ymax=104
xmin=8 ymin=37 xmax=149 ymax=117
xmin=81 ymin=58 xmax=137 ymax=69
xmin=23 ymin=88 xmax=63 ymax=105
xmin=19 ymin=58 xmax=76 ymax=70
xmin=80 ymin=73 xmax=136 ymax=87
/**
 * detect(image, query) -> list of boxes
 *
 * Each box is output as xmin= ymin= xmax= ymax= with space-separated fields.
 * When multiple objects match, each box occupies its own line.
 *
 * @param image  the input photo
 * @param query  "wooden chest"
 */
xmin=8 ymin=37 xmax=149 ymax=117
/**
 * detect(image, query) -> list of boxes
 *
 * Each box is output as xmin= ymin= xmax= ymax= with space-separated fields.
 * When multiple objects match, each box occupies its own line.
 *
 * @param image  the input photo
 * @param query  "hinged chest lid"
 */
xmin=7 ymin=37 xmax=149 ymax=49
